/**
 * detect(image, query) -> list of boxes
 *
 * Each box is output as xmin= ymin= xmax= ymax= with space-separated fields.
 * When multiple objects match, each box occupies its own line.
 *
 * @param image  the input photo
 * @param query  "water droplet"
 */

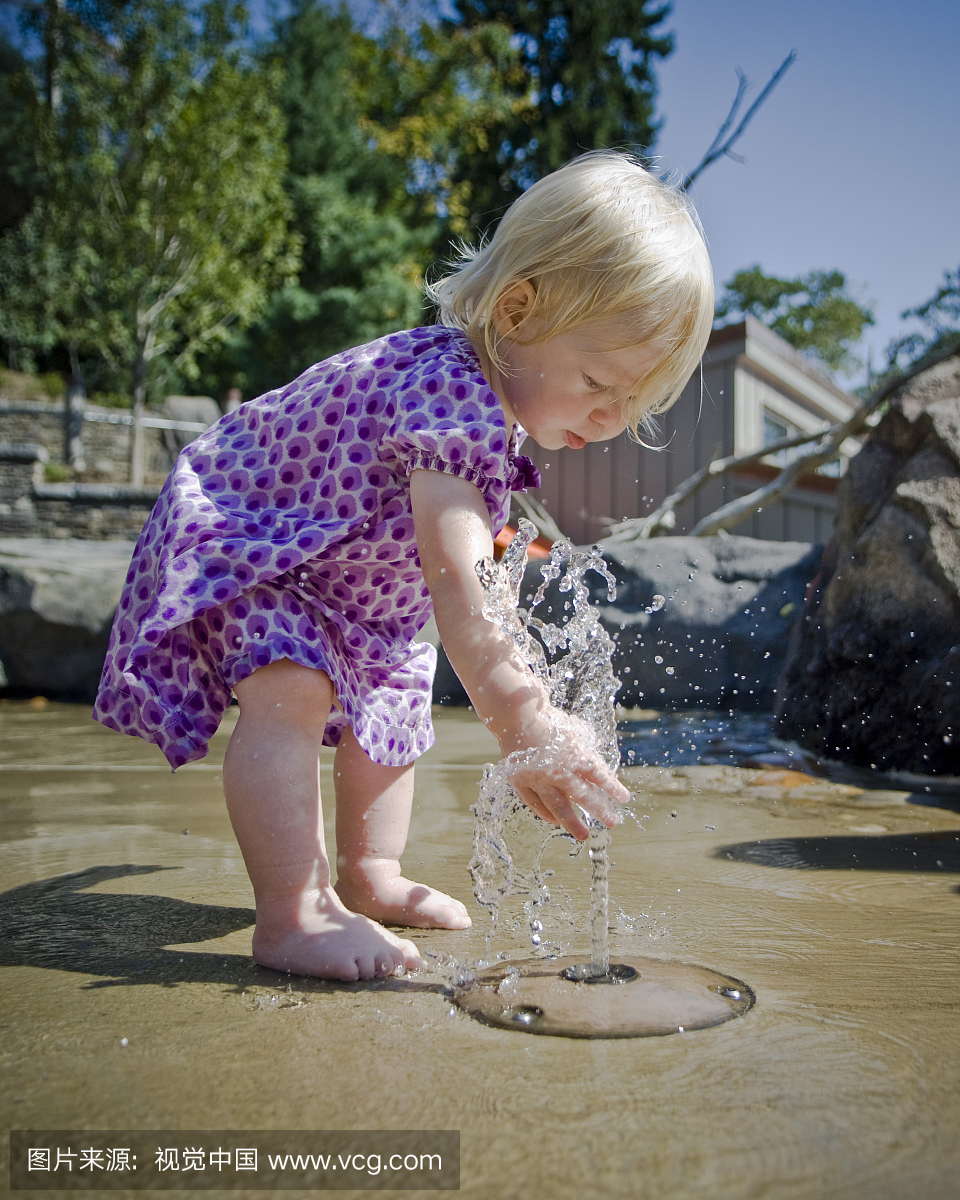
xmin=666 ymin=667 xmax=675 ymax=675
xmin=119 ymin=1037 xmax=128 ymax=1046
xmin=507 ymin=1005 xmax=543 ymax=1026
xmin=719 ymin=987 xmax=741 ymax=1000
xmin=654 ymin=655 xmax=664 ymax=664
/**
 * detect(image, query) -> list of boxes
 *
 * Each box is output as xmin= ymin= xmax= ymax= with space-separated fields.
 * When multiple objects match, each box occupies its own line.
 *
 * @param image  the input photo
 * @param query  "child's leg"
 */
xmin=223 ymin=659 xmax=424 ymax=980
xmin=332 ymin=727 xmax=471 ymax=930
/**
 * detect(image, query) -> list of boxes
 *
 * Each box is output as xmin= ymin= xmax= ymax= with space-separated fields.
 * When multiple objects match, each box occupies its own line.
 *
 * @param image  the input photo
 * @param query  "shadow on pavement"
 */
xmin=0 ymin=864 xmax=448 ymax=994
xmin=715 ymin=830 xmax=960 ymax=875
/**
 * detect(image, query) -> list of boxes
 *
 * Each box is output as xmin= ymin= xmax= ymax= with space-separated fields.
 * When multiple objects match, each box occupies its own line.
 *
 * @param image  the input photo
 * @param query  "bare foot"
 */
xmin=336 ymin=860 xmax=472 ymax=930
xmin=251 ymin=886 xmax=425 ymax=981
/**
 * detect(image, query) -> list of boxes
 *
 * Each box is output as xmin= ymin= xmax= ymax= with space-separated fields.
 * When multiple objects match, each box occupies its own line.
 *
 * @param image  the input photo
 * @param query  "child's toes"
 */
xmin=423 ymin=890 xmax=471 ymax=930
xmin=397 ymin=937 xmax=426 ymax=972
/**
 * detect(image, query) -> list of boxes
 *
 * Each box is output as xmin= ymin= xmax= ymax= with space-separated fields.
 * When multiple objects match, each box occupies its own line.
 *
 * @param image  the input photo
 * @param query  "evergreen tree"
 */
xmin=443 ymin=0 xmax=674 ymax=234
xmin=201 ymin=0 xmax=516 ymax=398
xmin=194 ymin=0 xmax=431 ymax=398
xmin=715 ymin=265 xmax=875 ymax=374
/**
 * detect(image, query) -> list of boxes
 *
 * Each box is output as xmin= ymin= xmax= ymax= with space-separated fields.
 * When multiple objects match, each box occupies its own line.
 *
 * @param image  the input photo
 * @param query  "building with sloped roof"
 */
xmin=522 ymin=315 xmax=860 ymax=544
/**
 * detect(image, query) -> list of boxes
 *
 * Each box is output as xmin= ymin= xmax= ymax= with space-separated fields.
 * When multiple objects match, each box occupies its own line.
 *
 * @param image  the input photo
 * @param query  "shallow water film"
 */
xmin=2 ymin=699 xmax=959 ymax=1199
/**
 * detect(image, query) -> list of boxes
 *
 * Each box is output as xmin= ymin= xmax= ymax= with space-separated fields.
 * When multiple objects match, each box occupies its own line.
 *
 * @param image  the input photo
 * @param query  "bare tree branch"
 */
xmin=687 ymin=337 xmax=960 ymax=537
xmin=682 ymin=51 xmax=797 ymax=191
xmin=608 ymin=442 xmax=720 ymax=541
xmin=607 ymin=428 xmax=828 ymax=541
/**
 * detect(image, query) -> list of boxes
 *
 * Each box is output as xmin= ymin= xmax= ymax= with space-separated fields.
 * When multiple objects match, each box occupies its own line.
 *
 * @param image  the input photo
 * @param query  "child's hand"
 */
xmin=502 ymin=710 xmax=630 ymax=841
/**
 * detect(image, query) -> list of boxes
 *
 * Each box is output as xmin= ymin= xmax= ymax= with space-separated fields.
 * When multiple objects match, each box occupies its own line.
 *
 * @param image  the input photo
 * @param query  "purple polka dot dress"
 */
xmin=93 ymin=327 xmax=540 ymax=770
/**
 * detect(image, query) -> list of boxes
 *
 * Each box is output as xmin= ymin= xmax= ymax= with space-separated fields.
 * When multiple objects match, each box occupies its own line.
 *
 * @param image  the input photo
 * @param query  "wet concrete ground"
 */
xmin=2 ymin=700 xmax=959 ymax=1199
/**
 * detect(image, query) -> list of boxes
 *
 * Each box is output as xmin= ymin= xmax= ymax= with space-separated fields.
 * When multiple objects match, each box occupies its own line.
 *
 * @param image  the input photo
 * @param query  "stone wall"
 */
xmin=0 ymin=395 xmax=218 ymax=540
xmin=0 ymin=398 xmax=174 ymax=481
xmin=0 ymin=440 xmax=159 ymax=540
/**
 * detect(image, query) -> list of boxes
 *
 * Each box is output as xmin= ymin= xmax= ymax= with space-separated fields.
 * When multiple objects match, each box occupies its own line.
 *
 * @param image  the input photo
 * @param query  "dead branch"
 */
xmin=687 ymin=337 xmax=960 ymax=537
xmin=607 ymin=442 xmax=720 ymax=541
xmin=607 ymin=429 xmax=826 ymax=541
xmin=682 ymin=51 xmax=797 ymax=192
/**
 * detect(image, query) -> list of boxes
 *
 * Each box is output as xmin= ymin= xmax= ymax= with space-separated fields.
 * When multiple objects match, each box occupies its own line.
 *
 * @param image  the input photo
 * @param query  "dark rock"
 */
xmin=433 ymin=534 xmax=820 ymax=711
xmin=774 ymin=357 xmax=960 ymax=777
xmin=0 ymin=538 xmax=133 ymax=699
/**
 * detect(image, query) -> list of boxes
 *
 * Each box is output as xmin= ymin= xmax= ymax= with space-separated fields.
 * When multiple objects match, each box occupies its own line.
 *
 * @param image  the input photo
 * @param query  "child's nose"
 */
xmin=591 ymin=403 xmax=621 ymax=428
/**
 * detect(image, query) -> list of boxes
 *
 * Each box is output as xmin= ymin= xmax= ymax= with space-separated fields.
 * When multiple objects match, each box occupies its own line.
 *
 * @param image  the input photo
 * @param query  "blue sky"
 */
xmin=654 ymin=0 xmax=960 ymax=380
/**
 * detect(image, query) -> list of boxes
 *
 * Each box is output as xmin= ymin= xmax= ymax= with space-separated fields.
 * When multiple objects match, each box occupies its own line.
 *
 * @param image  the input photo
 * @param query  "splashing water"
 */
xmin=469 ymin=519 xmax=623 ymax=975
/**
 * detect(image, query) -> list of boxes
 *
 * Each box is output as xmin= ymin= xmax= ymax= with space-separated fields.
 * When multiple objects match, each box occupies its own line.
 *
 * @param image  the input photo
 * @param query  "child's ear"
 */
xmin=492 ymin=279 xmax=537 ymax=336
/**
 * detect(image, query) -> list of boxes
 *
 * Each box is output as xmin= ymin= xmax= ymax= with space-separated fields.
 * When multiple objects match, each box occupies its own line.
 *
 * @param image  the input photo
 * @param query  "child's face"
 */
xmin=492 ymin=318 xmax=660 ymax=451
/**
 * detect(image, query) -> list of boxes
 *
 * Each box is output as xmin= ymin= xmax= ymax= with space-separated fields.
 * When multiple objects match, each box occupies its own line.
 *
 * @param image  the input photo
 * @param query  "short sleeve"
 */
xmin=380 ymin=357 xmax=513 ymax=517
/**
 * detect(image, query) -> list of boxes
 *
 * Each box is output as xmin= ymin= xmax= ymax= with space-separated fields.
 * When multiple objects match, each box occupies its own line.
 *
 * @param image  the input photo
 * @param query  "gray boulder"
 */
xmin=0 ymin=538 xmax=133 ymax=699
xmin=774 ymin=357 xmax=960 ymax=777
xmin=433 ymin=534 xmax=820 ymax=711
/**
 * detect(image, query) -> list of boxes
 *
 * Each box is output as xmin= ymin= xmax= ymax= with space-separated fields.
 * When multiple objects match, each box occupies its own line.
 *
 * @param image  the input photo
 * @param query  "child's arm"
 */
xmin=410 ymin=468 xmax=629 ymax=841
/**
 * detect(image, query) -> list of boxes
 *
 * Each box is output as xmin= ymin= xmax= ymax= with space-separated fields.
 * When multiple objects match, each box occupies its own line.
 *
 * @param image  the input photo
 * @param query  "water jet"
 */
xmin=454 ymin=522 xmax=756 ymax=1037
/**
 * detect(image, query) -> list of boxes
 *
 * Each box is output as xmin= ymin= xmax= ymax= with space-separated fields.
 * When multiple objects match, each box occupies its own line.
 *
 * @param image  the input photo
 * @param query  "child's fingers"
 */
xmin=514 ymin=785 xmax=555 ymax=826
xmin=571 ymin=757 xmax=631 ymax=804
xmin=559 ymin=772 xmax=620 ymax=830
xmin=519 ymin=782 xmax=591 ymax=841
xmin=510 ymin=761 xmax=620 ymax=832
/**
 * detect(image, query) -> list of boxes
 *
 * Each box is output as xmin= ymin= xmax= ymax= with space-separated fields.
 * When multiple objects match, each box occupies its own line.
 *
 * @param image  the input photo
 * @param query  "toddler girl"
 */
xmin=94 ymin=151 xmax=713 ymax=981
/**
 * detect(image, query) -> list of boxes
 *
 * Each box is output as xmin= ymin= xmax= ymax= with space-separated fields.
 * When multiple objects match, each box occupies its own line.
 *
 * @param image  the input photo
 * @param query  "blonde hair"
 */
xmin=426 ymin=151 xmax=714 ymax=436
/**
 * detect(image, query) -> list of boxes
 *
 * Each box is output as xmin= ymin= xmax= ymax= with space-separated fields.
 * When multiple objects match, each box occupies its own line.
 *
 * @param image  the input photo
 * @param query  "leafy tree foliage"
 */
xmin=442 ymin=0 xmax=673 ymax=234
xmin=198 ymin=0 xmax=519 ymax=398
xmin=715 ymin=265 xmax=875 ymax=373
xmin=204 ymin=0 xmax=432 ymax=397
xmin=886 ymin=264 xmax=960 ymax=368
xmin=0 ymin=34 xmax=35 ymax=239
xmin=0 ymin=0 xmax=297 ymax=409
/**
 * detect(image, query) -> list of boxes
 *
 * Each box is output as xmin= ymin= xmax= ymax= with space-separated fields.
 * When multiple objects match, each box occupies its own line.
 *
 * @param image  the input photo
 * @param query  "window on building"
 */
xmin=763 ymin=413 xmax=790 ymax=446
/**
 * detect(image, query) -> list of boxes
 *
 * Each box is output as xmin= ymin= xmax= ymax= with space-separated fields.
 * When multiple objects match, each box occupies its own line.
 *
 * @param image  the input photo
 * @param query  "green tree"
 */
xmin=198 ymin=0 xmax=517 ymax=398
xmin=442 ymin=0 xmax=674 ymax=234
xmin=0 ymin=33 xmax=35 ymax=240
xmin=0 ymin=0 xmax=297 ymax=479
xmin=715 ymin=265 xmax=875 ymax=373
xmin=353 ymin=7 xmax=520 ymax=237
xmin=886 ymin=265 xmax=960 ymax=368
xmin=194 ymin=0 xmax=427 ymax=398
xmin=0 ymin=18 xmax=91 ymax=375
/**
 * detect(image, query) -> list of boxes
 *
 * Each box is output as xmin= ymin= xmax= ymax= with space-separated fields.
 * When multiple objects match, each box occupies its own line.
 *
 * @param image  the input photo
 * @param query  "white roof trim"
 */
xmin=743 ymin=340 xmax=855 ymax=423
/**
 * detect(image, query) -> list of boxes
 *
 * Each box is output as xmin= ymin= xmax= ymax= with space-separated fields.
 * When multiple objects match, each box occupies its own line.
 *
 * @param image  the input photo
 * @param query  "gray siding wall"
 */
xmin=521 ymin=344 xmax=840 ymax=546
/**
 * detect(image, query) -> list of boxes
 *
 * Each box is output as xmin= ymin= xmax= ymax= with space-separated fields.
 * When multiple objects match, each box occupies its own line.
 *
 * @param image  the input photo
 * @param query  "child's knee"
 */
xmin=234 ymin=659 xmax=336 ymax=725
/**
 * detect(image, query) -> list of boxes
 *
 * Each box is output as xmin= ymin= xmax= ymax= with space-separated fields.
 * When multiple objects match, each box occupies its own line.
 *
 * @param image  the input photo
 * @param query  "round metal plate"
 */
xmin=453 ymin=955 xmax=755 ymax=1038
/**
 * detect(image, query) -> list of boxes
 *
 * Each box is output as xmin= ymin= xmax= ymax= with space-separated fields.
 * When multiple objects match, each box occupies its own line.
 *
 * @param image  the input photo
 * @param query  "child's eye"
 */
xmin=584 ymin=374 xmax=609 ymax=392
